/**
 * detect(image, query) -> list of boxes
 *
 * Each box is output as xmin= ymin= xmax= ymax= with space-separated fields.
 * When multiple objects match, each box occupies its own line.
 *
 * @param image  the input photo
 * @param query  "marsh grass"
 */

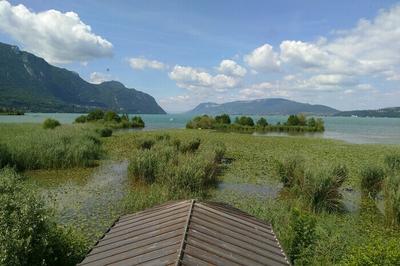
xmin=0 ymin=124 xmax=101 ymax=170
xmin=383 ymin=174 xmax=400 ymax=227
xmin=128 ymin=135 xmax=224 ymax=197
xmin=360 ymin=165 xmax=385 ymax=198
xmin=385 ymin=153 xmax=400 ymax=172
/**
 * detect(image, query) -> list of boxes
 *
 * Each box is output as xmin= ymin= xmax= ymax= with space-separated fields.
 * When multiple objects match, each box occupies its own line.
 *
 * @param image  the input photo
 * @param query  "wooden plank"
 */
xmin=80 ymin=236 xmax=181 ymax=265
xmin=199 ymin=203 xmax=274 ymax=231
xmin=189 ymin=219 xmax=287 ymax=263
xmin=183 ymin=244 xmax=240 ymax=266
xmin=118 ymin=200 xmax=189 ymax=222
xmin=104 ymin=214 xmax=187 ymax=241
xmin=115 ymin=203 xmax=189 ymax=228
xmin=186 ymin=236 xmax=265 ymax=266
xmin=83 ymin=232 xmax=183 ymax=264
xmin=196 ymin=204 xmax=274 ymax=235
xmin=92 ymin=223 xmax=185 ymax=254
xmin=109 ymin=244 xmax=180 ymax=266
xmin=191 ymin=212 xmax=282 ymax=252
xmin=188 ymin=225 xmax=286 ymax=265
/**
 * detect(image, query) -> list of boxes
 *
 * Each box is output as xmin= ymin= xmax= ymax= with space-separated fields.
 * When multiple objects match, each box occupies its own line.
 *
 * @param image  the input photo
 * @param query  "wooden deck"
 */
xmin=78 ymin=200 xmax=290 ymax=266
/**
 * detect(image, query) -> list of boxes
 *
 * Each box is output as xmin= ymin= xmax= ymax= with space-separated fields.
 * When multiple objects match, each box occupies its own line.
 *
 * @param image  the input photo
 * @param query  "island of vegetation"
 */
xmin=186 ymin=113 xmax=325 ymax=132
xmin=74 ymin=109 xmax=145 ymax=129
xmin=0 ymin=107 xmax=24 ymax=115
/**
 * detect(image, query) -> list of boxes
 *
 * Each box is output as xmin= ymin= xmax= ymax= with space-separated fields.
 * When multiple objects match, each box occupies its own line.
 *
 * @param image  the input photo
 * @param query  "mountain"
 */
xmin=334 ymin=107 xmax=400 ymax=118
xmin=187 ymin=98 xmax=338 ymax=116
xmin=0 ymin=42 xmax=165 ymax=113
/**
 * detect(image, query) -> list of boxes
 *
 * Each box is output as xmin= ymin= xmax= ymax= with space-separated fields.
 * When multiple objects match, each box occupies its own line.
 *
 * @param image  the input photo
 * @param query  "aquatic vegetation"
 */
xmin=344 ymin=237 xmax=400 ymax=265
xmin=0 ymin=124 xmax=101 ymax=170
xmin=75 ymin=109 xmax=145 ymax=128
xmin=186 ymin=114 xmax=325 ymax=132
xmin=360 ymin=165 xmax=385 ymax=198
xmin=385 ymin=153 xmax=400 ymax=172
xmin=43 ymin=118 xmax=61 ymax=129
xmin=98 ymin=127 xmax=112 ymax=137
xmin=0 ymin=167 xmax=86 ymax=265
xmin=179 ymin=137 xmax=201 ymax=153
xmin=383 ymin=173 xmax=400 ymax=227
xmin=277 ymin=156 xmax=305 ymax=188
xmin=304 ymin=165 xmax=348 ymax=213
xmin=128 ymin=135 xmax=224 ymax=196
xmin=288 ymin=208 xmax=317 ymax=265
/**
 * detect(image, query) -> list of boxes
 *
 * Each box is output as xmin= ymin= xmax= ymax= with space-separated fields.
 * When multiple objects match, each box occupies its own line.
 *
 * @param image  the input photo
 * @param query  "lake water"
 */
xmin=1 ymin=113 xmax=399 ymax=144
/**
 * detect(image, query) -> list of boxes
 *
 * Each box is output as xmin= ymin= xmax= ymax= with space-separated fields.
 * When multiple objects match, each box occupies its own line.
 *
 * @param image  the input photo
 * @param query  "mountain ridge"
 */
xmin=187 ymin=98 xmax=339 ymax=115
xmin=334 ymin=107 xmax=400 ymax=118
xmin=0 ymin=42 xmax=166 ymax=113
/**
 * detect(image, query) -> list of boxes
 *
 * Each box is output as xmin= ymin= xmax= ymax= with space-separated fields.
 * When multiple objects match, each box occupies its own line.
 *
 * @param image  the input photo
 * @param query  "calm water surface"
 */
xmin=1 ymin=113 xmax=399 ymax=144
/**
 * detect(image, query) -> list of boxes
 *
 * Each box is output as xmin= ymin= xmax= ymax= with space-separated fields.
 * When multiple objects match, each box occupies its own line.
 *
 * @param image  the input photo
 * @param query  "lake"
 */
xmin=1 ymin=113 xmax=399 ymax=144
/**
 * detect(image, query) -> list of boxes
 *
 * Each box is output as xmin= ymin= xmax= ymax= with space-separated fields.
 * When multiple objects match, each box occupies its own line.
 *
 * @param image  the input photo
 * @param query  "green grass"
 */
xmin=0 ymin=124 xmax=102 ymax=170
xmin=3 ymin=126 xmax=400 ymax=265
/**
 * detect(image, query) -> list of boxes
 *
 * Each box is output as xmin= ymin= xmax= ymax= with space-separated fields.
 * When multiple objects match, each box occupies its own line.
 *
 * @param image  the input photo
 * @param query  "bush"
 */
xmin=86 ymin=109 xmax=104 ymax=121
xmin=0 ymin=168 xmax=85 ymax=265
xmin=277 ymin=156 xmax=305 ymax=188
xmin=43 ymin=118 xmax=61 ymax=129
xmin=256 ymin=117 xmax=268 ymax=127
xmin=215 ymin=114 xmax=231 ymax=124
xmin=99 ymin=128 xmax=113 ymax=137
xmin=306 ymin=165 xmax=348 ymax=213
xmin=212 ymin=142 xmax=226 ymax=163
xmin=385 ymin=154 xmax=400 ymax=172
xmin=136 ymin=138 xmax=155 ymax=150
xmin=74 ymin=115 xmax=87 ymax=123
xmin=383 ymin=174 xmax=400 ymax=227
xmin=186 ymin=115 xmax=215 ymax=129
xmin=131 ymin=116 xmax=145 ymax=128
xmin=288 ymin=208 xmax=317 ymax=265
xmin=360 ymin=165 xmax=385 ymax=198
xmin=180 ymin=138 xmax=201 ymax=153
xmin=104 ymin=111 xmax=121 ymax=123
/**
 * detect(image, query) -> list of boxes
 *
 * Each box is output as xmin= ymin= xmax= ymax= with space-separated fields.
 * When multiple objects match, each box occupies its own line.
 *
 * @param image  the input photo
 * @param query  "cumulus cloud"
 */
xmin=244 ymin=44 xmax=281 ymax=72
xmin=169 ymin=65 xmax=239 ymax=92
xmin=217 ymin=59 xmax=247 ymax=77
xmin=89 ymin=72 xmax=112 ymax=84
xmin=0 ymin=1 xmax=113 ymax=64
xmin=128 ymin=57 xmax=167 ymax=70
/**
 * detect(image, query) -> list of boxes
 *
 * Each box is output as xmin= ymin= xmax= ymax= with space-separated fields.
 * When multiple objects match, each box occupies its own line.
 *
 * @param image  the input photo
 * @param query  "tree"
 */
xmin=235 ymin=116 xmax=254 ymax=126
xmin=87 ymin=109 xmax=104 ymax=121
xmin=104 ymin=111 xmax=121 ymax=122
xmin=256 ymin=117 xmax=268 ymax=127
xmin=287 ymin=115 xmax=300 ymax=126
xmin=297 ymin=114 xmax=307 ymax=126
xmin=215 ymin=114 xmax=231 ymax=124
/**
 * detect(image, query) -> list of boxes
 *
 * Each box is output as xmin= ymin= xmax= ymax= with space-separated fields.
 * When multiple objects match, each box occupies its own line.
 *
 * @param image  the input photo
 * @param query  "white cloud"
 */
xmin=0 ymin=1 xmax=112 ymax=64
xmin=280 ymin=40 xmax=330 ymax=68
xmin=217 ymin=59 xmax=247 ymax=77
xmin=239 ymin=82 xmax=289 ymax=100
xmin=128 ymin=57 xmax=167 ymax=70
xmin=168 ymin=65 xmax=239 ymax=92
xmin=89 ymin=72 xmax=112 ymax=84
xmin=244 ymin=44 xmax=281 ymax=72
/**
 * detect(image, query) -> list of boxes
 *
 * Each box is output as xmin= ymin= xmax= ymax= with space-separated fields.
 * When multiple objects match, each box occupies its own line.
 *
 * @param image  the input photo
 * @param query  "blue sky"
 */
xmin=1 ymin=0 xmax=399 ymax=112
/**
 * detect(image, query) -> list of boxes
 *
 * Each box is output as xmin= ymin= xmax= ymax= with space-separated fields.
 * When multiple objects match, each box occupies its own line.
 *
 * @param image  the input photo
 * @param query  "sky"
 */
xmin=0 ymin=0 xmax=400 ymax=113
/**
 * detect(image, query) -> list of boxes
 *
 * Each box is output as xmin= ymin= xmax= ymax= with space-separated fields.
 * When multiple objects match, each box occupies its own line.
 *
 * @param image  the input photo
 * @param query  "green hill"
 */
xmin=0 ymin=42 xmax=165 ymax=113
xmin=187 ymin=98 xmax=338 ymax=115
xmin=335 ymin=107 xmax=400 ymax=118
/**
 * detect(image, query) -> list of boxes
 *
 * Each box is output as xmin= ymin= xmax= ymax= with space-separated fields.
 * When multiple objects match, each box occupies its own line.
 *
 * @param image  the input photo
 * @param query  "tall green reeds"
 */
xmin=0 ymin=124 xmax=101 ymax=170
xmin=128 ymin=135 xmax=225 ymax=197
